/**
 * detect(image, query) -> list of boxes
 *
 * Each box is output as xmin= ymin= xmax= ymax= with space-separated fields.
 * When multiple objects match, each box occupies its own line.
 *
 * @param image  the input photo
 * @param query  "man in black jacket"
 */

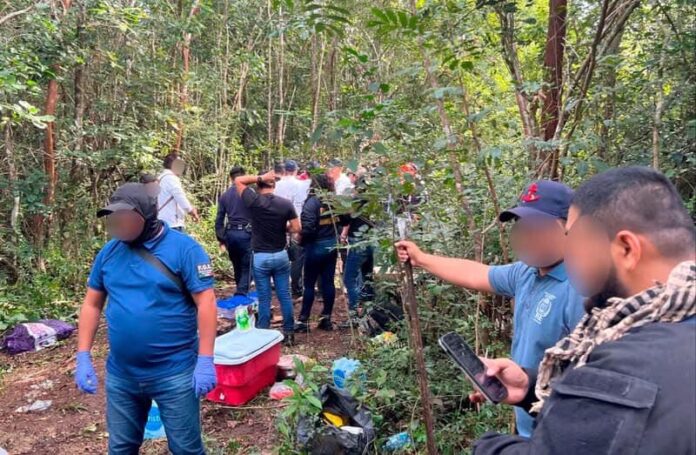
xmin=473 ymin=166 xmax=695 ymax=454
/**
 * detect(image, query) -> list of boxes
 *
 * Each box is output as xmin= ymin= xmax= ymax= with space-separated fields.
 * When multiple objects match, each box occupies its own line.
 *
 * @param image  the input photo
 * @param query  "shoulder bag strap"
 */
xmin=132 ymin=246 xmax=189 ymax=299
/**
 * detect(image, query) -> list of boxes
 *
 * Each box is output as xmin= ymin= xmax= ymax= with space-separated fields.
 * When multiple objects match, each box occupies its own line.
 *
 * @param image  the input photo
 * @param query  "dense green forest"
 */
xmin=1 ymin=0 xmax=694 ymax=451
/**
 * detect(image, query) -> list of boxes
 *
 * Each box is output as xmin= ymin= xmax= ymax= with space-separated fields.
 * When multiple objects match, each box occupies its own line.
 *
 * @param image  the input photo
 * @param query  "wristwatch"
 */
xmin=257 ymin=176 xmax=263 ymax=185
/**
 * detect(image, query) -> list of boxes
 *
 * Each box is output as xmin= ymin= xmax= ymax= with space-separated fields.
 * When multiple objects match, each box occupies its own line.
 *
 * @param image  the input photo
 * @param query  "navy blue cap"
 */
xmin=284 ymin=159 xmax=298 ymax=172
xmin=499 ymin=180 xmax=574 ymax=222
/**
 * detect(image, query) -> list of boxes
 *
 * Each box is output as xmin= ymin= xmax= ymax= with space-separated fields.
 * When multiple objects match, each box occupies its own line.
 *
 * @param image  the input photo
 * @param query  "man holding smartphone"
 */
xmin=473 ymin=167 xmax=695 ymax=454
xmin=396 ymin=180 xmax=585 ymax=437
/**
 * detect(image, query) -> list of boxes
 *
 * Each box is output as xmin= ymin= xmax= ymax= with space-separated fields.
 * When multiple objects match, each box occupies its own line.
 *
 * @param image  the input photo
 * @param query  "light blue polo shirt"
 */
xmin=489 ymin=261 xmax=585 ymax=437
xmin=88 ymin=223 xmax=214 ymax=381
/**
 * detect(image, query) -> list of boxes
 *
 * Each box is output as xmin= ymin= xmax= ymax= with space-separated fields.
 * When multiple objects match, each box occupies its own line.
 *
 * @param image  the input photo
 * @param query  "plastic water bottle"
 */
xmin=235 ymin=305 xmax=252 ymax=331
xmin=144 ymin=401 xmax=166 ymax=440
xmin=384 ymin=432 xmax=412 ymax=451
xmin=332 ymin=358 xmax=363 ymax=390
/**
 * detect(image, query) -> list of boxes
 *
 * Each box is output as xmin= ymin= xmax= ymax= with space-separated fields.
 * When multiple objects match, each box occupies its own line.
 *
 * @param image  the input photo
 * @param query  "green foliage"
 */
xmin=0 ymin=0 xmax=693 ymax=450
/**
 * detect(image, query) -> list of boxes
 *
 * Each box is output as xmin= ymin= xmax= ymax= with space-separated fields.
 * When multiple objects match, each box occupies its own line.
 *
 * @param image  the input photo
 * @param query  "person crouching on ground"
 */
xmin=75 ymin=182 xmax=217 ymax=455
xmin=295 ymin=174 xmax=342 ymax=332
xmin=235 ymin=170 xmax=300 ymax=345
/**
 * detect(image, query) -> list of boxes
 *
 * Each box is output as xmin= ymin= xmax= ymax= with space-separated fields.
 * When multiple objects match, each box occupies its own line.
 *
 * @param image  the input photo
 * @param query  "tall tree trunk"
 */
xmin=276 ymin=7 xmax=287 ymax=149
xmin=496 ymin=8 xmax=539 ymax=169
xmin=652 ymin=26 xmax=670 ymax=170
xmin=4 ymin=123 xmax=20 ymax=231
xmin=310 ymin=37 xmax=326 ymax=149
xmin=266 ymin=0 xmax=274 ymax=161
xmin=327 ymin=37 xmax=338 ymax=112
xmin=173 ymin=0 xmax=201 ymax=155
xmin=597 ymin=29 xmax=624 ymax=161
xmin=539 ymin=0 xmax=567 ymax=179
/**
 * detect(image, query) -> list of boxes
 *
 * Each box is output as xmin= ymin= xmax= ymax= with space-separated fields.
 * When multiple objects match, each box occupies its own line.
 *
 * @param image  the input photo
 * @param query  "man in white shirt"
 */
xmin=274 ymin=159 xmax=310 ymax=298
xmin=157 ymin=153 xmax=199 ymax=232
xmin=327 ymin=158 xmax=354 ymax=196
xmin=274 ymin=160 xmax=309 ymax=215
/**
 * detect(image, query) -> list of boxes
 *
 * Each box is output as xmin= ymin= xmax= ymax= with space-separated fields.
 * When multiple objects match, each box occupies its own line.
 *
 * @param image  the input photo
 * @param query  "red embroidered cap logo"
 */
xmin=520 ymin=182 xmax=540 ymax=203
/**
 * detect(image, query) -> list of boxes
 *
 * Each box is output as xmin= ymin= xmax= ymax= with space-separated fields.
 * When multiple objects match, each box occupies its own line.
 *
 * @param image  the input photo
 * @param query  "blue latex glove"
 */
xmin=192 ymin=355 xmax=217 ymax=397
xmin=75 ymin=351 xmax=98 ymax=394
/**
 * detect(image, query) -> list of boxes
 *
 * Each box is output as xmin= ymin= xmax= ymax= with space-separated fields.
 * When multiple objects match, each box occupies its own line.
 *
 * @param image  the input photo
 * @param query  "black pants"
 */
xmin=224 ymin=229 xmax=252 ymax=295
xmin=288 ymin=242 xmax=304 ymax=297
xmin=300 ymin=238 xmax=337 ymax=321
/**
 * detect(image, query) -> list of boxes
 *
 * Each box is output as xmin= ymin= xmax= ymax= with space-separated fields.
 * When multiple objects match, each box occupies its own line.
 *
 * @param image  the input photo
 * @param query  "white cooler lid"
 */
xmin=213 ymin=328 xmax=283 ymax=365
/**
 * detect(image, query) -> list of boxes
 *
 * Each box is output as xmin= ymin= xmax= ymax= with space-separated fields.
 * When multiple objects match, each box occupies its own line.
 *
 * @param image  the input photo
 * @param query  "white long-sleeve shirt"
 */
xmin=335 ymin=173 xmax=354 ymax=196
xmin=157 ymin=169 xmax=193 ymax=228
xmin=274 ymin=176 xmax=310 ymax=215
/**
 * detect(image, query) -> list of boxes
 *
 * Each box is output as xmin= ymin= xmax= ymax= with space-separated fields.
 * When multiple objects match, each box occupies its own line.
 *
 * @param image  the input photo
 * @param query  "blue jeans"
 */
xmin=300 ymin=237 xmax=338 ymax=321
xmin=224 ymin=229 xmax=252 ymax=295
xmin=343 ymin=243 xmax=374 ymax=311
xmin=106 ymin=368 xmax=204 ymax=455
xmin=253 ymin=250 xmax=294 ymax=332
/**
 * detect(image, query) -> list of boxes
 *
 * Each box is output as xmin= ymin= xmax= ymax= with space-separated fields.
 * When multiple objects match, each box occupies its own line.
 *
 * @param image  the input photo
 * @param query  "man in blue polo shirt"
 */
xmin=396 ymin=180 xmax=584 ymax=437
xmin=74 ymin=183 xmax=218 ymax=455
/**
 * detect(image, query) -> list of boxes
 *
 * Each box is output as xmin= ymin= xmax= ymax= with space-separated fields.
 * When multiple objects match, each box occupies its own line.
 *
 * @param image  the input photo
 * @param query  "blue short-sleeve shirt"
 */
xmin=88 ymin=223 xmax=214 ymax=381
xmin=488 ymin=261 xmax=585 ymax=437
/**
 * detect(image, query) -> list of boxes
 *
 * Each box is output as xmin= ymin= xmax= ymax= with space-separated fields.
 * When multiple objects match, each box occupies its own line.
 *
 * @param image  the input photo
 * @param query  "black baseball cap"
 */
xmin=97 ymin=183 xmax=144 ymax=218
xmin=284 ymin=159 xmax=298 ymax=172
xmin=499 ymin=180 xmax=573 ymax=222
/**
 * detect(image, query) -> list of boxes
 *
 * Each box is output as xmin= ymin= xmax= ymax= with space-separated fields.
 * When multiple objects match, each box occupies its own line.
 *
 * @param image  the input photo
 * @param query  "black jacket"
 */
xmin=474 ymin=317 xmax=696 ymax=454
xmin=300 ymin=195 xmax=339 ymax=245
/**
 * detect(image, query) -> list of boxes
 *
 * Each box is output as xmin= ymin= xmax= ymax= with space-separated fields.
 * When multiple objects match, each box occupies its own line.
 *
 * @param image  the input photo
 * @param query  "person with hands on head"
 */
xmin=75 ymin=182 xmax=216 ymax=455
xmin=236 ymin=169 xmax=300 ymax=345
xmin=396 ymin=180 xmax=585 ymax=437
xmin=472 ymin=167 xmax=695 ymax=454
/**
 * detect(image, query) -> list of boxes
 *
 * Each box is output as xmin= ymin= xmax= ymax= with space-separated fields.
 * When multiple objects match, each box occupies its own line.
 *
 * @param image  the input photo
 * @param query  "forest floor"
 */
xmin=0 ymin=283 xmax=355 ymax=454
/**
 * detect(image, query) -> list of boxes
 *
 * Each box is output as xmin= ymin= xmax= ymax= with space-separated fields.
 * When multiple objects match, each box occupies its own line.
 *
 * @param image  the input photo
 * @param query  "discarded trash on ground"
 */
xmin=277 ymin=354 xmax=311 ymax=380
xmin=296 ymin=385 xmax=375 ymax=454
xmin=384 ymin=431 xmax=413 ymax=451
xmin=1 ymin=320 xmax=75 ymax=355
xmin=371 ymin=331 xmax=398 ymax=345
xmin=15 ymin=399 xmax=52 ymax=413
xmin=269 ymin=382 xmax=294 ymax=400
xmin=332 ymin=357 xmax=365 ymax=391
xmin=359 ymin=302 xmax=404 ymax=337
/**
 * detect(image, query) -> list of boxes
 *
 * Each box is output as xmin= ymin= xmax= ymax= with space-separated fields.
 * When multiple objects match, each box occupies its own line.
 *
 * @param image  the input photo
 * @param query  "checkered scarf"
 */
xmin=531 ymin=261 xmax=696 ymax=413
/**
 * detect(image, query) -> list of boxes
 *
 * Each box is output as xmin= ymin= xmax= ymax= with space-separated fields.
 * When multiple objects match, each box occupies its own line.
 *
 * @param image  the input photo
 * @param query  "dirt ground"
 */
xmin=0 ymin=285 xmax=355 ymax=454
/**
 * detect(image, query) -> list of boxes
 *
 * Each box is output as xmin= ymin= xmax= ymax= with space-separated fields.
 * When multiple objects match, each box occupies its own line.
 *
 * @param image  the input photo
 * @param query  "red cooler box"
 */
xmin=207 ymin=328 xmax=283 ymax=406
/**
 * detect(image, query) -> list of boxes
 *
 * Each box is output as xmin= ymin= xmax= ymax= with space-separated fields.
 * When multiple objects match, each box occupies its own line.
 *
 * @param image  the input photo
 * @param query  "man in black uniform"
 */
xmin=215 ymin=166 xmax=253 ymax=296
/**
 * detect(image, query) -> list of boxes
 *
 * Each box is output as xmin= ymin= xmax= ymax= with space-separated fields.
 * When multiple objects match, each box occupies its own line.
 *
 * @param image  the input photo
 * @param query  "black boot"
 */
xmin=316 ymin=316 xmax=333 ymax=331
xmin=294 ymin=319 xmax=310 ymax=333
xmin=282 ymin=331 xmax=295 ymax=347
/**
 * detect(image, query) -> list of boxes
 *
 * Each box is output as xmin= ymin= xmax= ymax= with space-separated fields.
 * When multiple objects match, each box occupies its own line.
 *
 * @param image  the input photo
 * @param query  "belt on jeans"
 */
xmin=227 ymin=223 xmax=250 ymax=231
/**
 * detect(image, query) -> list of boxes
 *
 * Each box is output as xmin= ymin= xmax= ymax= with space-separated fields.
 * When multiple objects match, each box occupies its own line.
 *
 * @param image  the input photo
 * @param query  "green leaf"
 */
xmin=306 ymin=395 xmax=322 ymax=410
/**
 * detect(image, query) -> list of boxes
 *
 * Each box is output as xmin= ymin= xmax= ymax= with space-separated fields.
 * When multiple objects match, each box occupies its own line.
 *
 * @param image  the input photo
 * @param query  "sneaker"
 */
xmin=338 ymin=316 xmax=360 ymax=329
xmin=294 ymin=320 xmax=310 ymax=333
xmin=282 ymin=332 xmax=295 ymax=347
xmin=316 ymin=317 xmax=333 ymax=331
xmin=338 ymin=310 xmax=360 ymax=329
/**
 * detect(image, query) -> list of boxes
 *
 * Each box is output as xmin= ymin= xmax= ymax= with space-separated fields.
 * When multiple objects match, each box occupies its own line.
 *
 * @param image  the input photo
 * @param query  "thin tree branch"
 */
xmin=0 ymin=4 xmax=34 ymax=26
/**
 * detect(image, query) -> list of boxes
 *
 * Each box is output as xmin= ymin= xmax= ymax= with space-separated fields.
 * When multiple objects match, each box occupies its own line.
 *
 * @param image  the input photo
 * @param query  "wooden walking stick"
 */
xmin=395 ymin=215 xmax=439 ymax=455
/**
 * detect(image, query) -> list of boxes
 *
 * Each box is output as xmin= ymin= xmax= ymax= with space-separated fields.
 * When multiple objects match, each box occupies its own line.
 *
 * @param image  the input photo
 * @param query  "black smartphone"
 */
xmin=438 ymin=332 xmax=508 ymax=404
